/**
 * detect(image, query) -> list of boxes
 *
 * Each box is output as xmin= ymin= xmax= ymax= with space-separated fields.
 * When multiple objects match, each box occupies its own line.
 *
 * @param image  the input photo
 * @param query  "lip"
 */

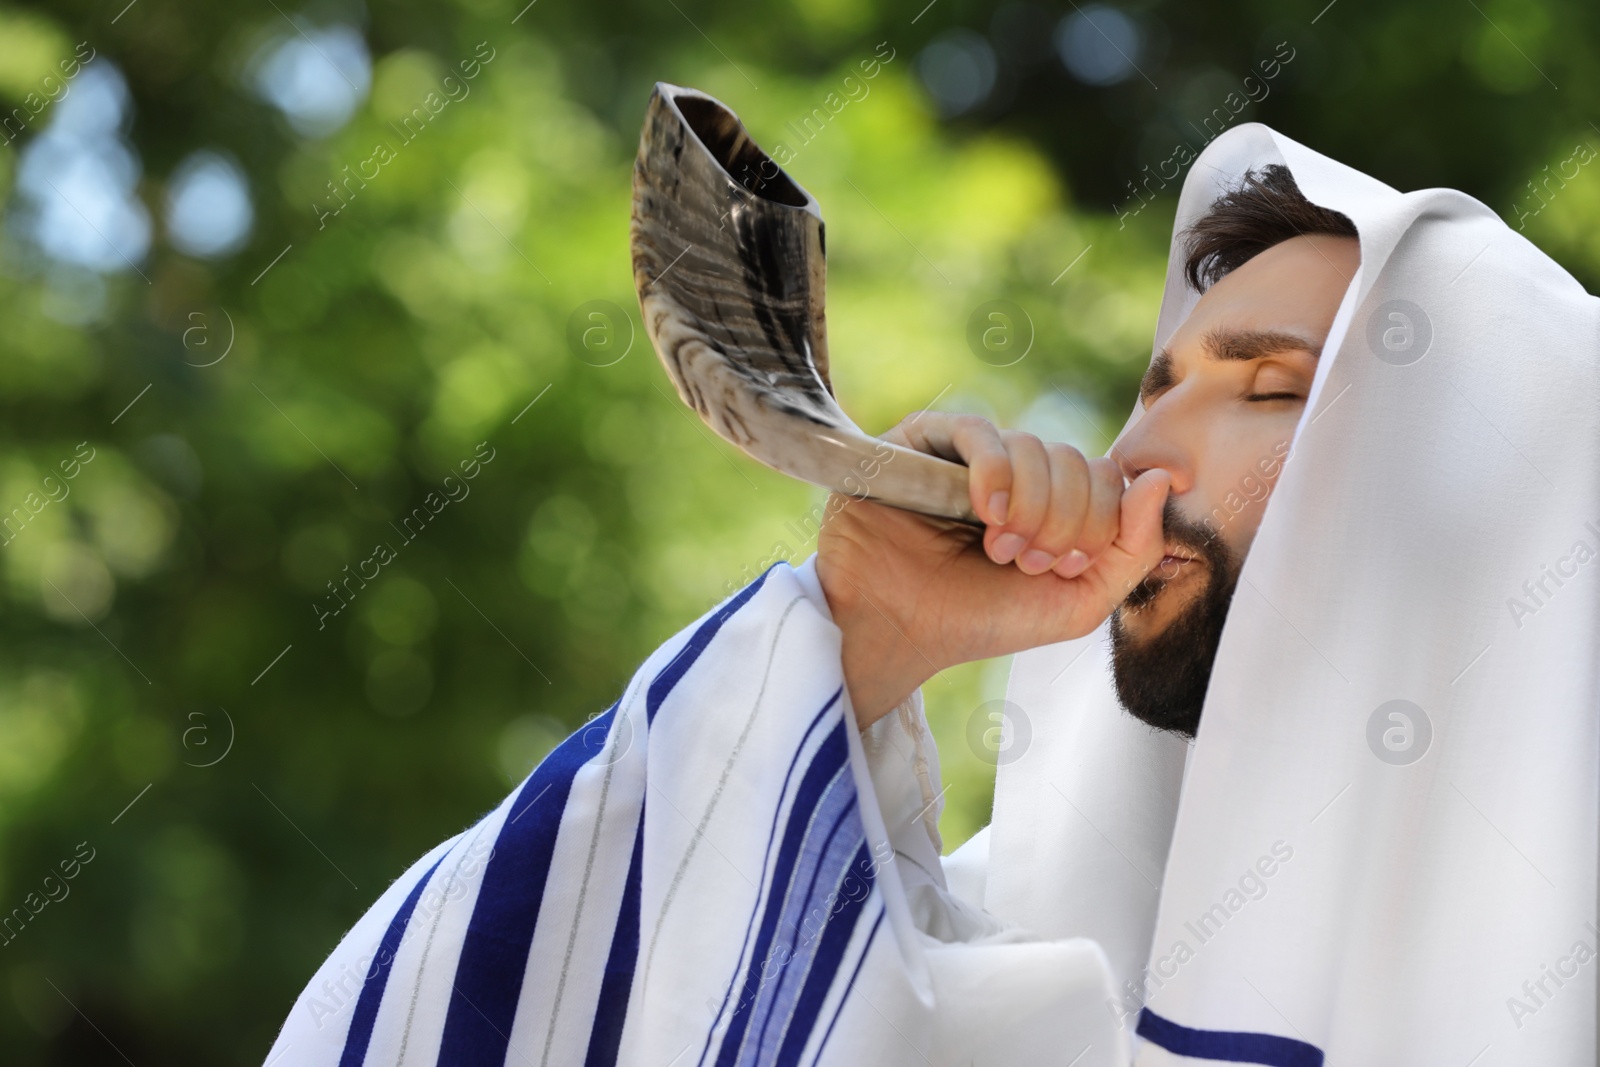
xmin=1158 ymin=552 xmax=1200 ymax=571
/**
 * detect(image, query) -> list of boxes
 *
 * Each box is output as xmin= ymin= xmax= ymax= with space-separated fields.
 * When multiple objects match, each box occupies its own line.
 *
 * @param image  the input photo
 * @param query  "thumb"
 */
xmin=1119 ymin=468 xmax=1172 ymax=562
xmin=1084 ymin=468 xmax=1171 ymax=609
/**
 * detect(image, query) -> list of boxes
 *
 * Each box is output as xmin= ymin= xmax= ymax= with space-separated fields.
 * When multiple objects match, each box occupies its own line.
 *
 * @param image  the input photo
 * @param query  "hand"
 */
xmin=814 ymin=411 xmax=1172 ymax=728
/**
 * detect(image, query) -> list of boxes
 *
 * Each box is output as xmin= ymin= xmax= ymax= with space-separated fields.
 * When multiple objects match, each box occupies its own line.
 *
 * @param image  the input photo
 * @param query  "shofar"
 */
xmin=630 ymin=82 xmax=979 ymax=525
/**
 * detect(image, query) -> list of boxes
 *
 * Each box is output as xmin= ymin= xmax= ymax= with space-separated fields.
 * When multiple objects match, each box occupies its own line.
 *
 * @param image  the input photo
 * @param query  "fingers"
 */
xmin=885 ymin=410 xmax=1149 ymax=579
xmin=1010 ymin=442 xmax=1090 ymax=575
xmin=887 ymin=412 xmax=1012 ymax=525
xmin=1052 ymin=456 xmax=1122 ymax=579
xmin=985 ymin=431 xmax=1052 ymax=569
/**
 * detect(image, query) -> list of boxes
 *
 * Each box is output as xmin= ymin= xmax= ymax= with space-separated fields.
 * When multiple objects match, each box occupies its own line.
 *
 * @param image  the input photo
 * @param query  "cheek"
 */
xmin=1216 ymin=505 xmax=1266 ymax=562
xmin=1194 ymin=422 xmax=1294 ymax=542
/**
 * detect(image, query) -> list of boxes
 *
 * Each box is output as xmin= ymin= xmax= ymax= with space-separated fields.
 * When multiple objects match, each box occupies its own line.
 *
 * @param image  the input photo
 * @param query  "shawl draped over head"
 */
xmin=265 ymin=122 xmax=1598 ymax=1067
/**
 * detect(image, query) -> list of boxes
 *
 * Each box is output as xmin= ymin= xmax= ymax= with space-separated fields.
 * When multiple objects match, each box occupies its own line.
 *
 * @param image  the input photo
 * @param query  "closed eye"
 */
xmin=1243 ymin=391 xmax=1305 ymax=402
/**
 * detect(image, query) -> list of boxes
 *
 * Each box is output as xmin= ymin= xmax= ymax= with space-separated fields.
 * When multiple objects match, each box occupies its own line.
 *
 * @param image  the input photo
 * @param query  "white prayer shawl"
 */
xmin=266 ymin=123 xmax=1599 ymax=1067
xmin=985 ymin=122 xmax=1600 ymax=1065
xmin=264 ymin=556 xmax=1131 ymax=1067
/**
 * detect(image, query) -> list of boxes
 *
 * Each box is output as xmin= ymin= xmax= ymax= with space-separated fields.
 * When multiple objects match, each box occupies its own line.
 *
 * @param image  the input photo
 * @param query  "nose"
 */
xmin=1111 ymin=404 xmax=1194 ymax=495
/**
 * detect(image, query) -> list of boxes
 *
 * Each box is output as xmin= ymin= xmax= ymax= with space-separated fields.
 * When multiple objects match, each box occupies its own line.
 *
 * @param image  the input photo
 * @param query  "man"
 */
xmin=819 ymin=163 xmax=1359 ymax=742
xmin=267 ymin=124 xmax=1598 ymax=1066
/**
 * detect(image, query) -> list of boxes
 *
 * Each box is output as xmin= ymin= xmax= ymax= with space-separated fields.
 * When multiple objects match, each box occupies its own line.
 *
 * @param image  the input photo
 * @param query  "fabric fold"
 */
xmin=265 ymin=559 xmax=1130 ymax=1067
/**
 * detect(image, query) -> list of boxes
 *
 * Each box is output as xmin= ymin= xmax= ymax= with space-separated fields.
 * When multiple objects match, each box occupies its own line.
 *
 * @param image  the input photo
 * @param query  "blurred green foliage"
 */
xmin=0 ymin=0 xmax=1594 ymax=1060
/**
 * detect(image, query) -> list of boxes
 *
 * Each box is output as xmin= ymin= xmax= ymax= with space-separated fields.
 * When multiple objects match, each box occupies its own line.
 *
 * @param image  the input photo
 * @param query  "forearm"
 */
xmin=832 ymin=596 xmax=938 ymax=729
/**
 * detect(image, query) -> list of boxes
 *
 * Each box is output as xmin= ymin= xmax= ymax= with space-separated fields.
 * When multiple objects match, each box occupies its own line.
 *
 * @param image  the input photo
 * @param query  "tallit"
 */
xmin=264 ymin=121 xmax=1599 ymax=1067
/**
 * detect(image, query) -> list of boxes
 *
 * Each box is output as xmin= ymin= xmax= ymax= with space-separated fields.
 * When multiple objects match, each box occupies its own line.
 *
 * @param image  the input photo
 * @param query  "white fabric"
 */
xmin=266 ymin=557 xmax=1133 ymax=1067
xmin=268 ymin=121 xmax=1599 ymax=1067
xmin=977 ymin=123 xmax=1599 ymax=1064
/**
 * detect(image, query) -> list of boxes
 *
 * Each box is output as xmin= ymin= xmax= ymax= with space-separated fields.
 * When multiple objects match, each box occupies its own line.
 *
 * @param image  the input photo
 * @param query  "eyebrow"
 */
xmin=1140 ymin=328 xmax=1322 ymax=400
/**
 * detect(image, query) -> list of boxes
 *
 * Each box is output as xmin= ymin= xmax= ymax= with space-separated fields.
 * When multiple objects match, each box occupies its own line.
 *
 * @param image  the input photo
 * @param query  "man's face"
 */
xmin=1108 ymin=233 xmax=1360 ymax=737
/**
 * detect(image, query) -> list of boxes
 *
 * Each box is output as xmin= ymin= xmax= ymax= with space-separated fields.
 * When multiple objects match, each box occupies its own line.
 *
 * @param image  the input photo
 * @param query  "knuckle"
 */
xmin=947 ymin=414 xmax=990 ymax=446
xmin=1001 ymin=429 xmax=1044 ymax=451
xmin=1087 ymin=455 xmax=1121 ymax=478
xmin=1047 ymin=442 xmax=1090 ymax=479
xmin=1089 ymin=458 xmax=1125 ymax=493
xmin=972 ymin=452 xmax=1012 ymax=484
xmin=954 ymin=416 xmax=999 ymax=449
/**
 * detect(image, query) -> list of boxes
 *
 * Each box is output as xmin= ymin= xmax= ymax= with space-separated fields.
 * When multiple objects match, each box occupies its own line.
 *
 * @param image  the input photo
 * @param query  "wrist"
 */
xmin=834 ymin=601 xmax=936 ymax=729
xmin=815 ymin=546 xmax=939 ymax=728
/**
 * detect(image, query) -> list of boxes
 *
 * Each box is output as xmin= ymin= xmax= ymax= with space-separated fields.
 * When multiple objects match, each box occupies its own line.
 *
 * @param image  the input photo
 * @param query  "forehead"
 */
xmin=1167 ymin=234 xmax=1359 ymax=350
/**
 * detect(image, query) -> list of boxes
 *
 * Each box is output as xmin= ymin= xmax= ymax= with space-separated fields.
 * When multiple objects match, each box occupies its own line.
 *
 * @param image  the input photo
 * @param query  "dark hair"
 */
xmin=1181 ymin=164 xmax=1357 ymax=292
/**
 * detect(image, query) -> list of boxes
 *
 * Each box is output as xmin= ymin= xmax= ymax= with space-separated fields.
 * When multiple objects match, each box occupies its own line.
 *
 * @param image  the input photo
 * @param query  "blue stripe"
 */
xmin=747 ymin=787 xmax=861 ymax=1060
xmin=772 ymin=842 xmax=874 ymax=1067
xmin=435 ymin=566 xmax=780 ymax=1067
xmin=582 ymin=801 xmax=646 ymax=1066
xmin=338 ymin=853 xmax=449 ymax=1067
xmin=575 ymin=564 xmax=784 ymax=1066
xmin=697 ymin=689 xmax=843 ymax=1067
xmin=1136 ymin=1007 xmax=1324 ymax=1067
xmin=807 ymin=906 xmax=885 ymax=1066
xmin=647 ymin=564 xmax=780 ymax=723
xmin=435 ymin=704 xmax=618 ymax=1066
xmin=712 ymin=723 xmax=851 ymax=1067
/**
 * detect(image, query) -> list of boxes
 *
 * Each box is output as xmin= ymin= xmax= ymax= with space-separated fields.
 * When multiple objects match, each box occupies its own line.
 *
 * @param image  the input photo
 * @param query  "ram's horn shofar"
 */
xmin=630 ymin=82 xmax=979 ymax=526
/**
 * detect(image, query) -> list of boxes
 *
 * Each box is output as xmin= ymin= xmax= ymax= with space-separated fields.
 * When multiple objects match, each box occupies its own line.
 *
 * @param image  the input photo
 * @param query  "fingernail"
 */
xmin=988 ymin=490 xmax=1009 ymax=525
xmin=1055 ymin=550 xmax=1090 ymax=578
xmin=1018 ymin=548 xmax=1056 ymax=574
xmin=991 ymin=532 xmax=1026 ymax=564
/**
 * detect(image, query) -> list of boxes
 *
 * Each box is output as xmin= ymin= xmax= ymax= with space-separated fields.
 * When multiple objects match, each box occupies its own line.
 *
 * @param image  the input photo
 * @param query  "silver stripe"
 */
xmin=396 ymin=822 xmax=493 ymax=1065
xmin=698 ymin=760 xmax=854 ymax=1061
xmin=538 ymin=677 xmax=651 ymax=1065
xmin=698 ymin=685 xmax=850 ymax=1056
xmin=640 ymin=594 xmax=809 ymax=989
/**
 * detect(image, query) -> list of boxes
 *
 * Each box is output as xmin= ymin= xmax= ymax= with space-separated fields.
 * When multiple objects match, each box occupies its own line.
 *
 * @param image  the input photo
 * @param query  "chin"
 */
xmin=1108 ymin=556 xmax=1239 ymax=740
xmin=1118 ymin=571 xmax=1199 ymax=628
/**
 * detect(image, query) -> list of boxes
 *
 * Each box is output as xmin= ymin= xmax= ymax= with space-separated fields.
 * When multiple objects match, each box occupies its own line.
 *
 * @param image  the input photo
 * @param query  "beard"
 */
xmin=1108 ymin=499 xmax=1242 ymax=739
